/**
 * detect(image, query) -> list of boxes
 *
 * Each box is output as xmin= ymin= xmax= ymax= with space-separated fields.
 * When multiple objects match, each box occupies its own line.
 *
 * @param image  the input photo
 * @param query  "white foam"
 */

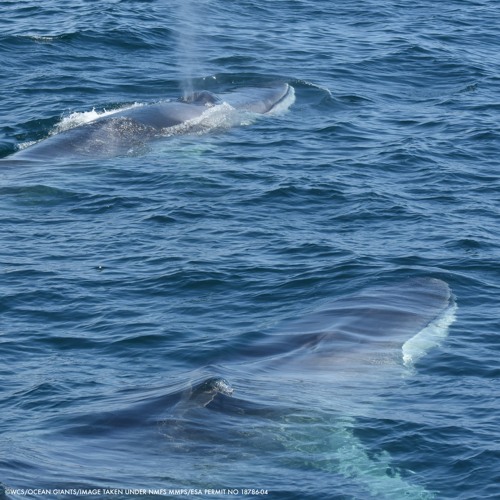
xmin=52 ymin=103 xmax=142 ymax=135
xmin=158 ymin=102 xmax=245 ymax=137
xmin=402 ymin=300 xmax=457 ymax=367
xmin=17 ymin=140 xmax=37 ymax=151
xmin=266 ymin=84 xmax=296 ymax=116
xmin=17 ymin=104 xmax=143 ymax=152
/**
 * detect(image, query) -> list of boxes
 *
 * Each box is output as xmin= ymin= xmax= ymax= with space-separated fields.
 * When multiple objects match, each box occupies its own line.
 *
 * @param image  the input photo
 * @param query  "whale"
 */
xmin=28 ymin=277 xmax=456 ymax=498
xmin=191 ymin=277 xmax=455 ymax=499
xmin=261 ymin=276 xmax=455 ymax=377
xmin=7 ymin=83 xmax=294 ymax=161
xmin=91 ymin=277 xmax=456 ymax=431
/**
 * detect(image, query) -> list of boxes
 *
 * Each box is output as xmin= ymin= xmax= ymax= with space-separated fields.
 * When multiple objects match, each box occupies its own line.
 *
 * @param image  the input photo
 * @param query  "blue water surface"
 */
xmin=1 ymin=1 xmax=499 ymax=499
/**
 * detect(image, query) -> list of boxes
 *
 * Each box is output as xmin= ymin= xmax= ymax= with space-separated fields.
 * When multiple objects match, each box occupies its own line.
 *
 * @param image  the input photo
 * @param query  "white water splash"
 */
xmin=402 ymin=300 xmax=457 ymax=367
xmin=156 ymin=102 xmax=242 ymax=137
xmin=17 ymin=104 xmax=143 ymax=152
xmin=266 ymin=85 xmax=296 ymax=116
xmin=52 ymin=104 xmax=142 ymax=134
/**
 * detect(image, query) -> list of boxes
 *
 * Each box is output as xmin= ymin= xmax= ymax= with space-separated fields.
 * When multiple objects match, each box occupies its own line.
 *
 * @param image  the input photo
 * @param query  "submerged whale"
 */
xmin=156 ymin=277 xmax=456 ymax=497
xmin=8 ymin=83 xmax=294 ymax=161
xmin=221 ymin=277 xmax=455 ymax=382
xmin=36 ymin=277 xmax=456 ymax=498
xmin=268 ymin=276 xmax=455 ymax=374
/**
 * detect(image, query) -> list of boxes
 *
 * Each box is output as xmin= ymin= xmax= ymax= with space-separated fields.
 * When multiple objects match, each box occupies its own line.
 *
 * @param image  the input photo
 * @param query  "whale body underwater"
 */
xmin=162 ymin=277 xmax=456 ymax=498
xmin=36 ymin=278 xmax=456 ymax=497
xmin=7 ymin=83 xmax=295 ymax=161
xmin=80 ymin=277 xmax=457 ymax=425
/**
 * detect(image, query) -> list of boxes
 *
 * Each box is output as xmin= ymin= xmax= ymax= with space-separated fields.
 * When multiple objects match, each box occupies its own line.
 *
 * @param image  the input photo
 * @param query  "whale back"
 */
xmin=6 ymin=83 xmax=294 ymax=161
xmin=246 ymin=278 xmax=455 ymax=383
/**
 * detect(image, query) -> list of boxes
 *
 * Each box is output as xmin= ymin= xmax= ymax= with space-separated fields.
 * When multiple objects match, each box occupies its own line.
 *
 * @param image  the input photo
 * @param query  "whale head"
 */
xmin=178 ymin=90 xmax=222 ymax=107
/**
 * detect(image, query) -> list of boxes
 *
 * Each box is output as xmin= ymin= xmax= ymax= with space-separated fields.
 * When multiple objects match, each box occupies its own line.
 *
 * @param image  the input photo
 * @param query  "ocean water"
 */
xmin=1 ymin=1 xmax=499 ymax=499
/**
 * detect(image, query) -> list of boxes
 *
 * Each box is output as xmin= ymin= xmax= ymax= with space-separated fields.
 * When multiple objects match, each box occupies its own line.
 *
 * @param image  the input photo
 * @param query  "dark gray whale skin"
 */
xmin=7 ymin=83 xmax=293 ymax=161
xmin=52 ymin=278 xmax=455 ymax=440
xmin=217 ymin=277 xmax=455 ymax=377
